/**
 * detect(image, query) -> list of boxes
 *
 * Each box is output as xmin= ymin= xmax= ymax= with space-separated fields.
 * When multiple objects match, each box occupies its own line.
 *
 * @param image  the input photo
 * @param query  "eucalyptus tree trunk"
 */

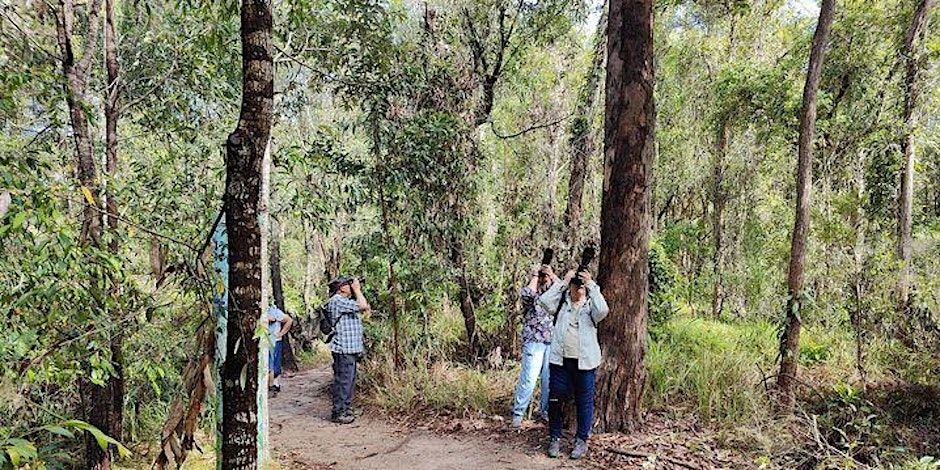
xmin=562 ymin=4 xmax=607 ymax=254
xmin=851 ymin=153 xmax=868 ymax=390
xmin=897 ymin=0 xmax=933 ymax=319
xmin=52 ymin=1 xmax=111 ymax=467
xmin=777 ymin=0 xmax=836 ymax=410
xmin=270 ymin=217 xmax=298 ymax=372
xmin=104 ymin=0 xmax=125 ymax=445
xmin=221 ymin=0 xmax=273 ymax=467
xmin=54 ymin=0 xmax=103 ymax=246
xmin=595 ymin=0 xmax=655 ymax=433
xmin=711 ymin=121 xmax=729 ymax=318
xmin=300 ymin=217 xmax=319 ymax=346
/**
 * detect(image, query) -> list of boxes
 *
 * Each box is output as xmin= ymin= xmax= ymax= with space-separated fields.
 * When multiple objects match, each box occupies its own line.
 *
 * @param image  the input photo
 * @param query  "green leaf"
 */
xmin=5 ymin=438 xmax=37 ymax=466
xmin=41 ymin=425 xmax=75 ymax=439
xmin=60 ymin=420 xmax=132 ymax=458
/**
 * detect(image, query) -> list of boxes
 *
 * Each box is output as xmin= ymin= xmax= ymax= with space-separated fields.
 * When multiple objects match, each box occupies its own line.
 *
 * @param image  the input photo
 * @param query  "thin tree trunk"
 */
xmin=104 ymin=0 xmax=124 ymax=446
xmin=563 ymin=4 xmax=607 ymax=254
xmin=595 ymin=0 xmax=655 ymax=433
xmin=302 ymin=218 xmax=316 ymax=314
xmin=52 ymin=1 xmax=111 ymax=467
xmin=54 ymin=0 xmax=103 ymax=247
xmin=300 ymin=217 xmax=319 ymax=346
xmin=270 ymin=217 xmax=298 ymax=372
xmin=897 ymin=0 xmax=933 ymax=319
xmin=851 ymin=152 xmax=868 ymax=391
xmin=221 ymin=0 xmax=273 ymax=467
xmin=378 ymin=185 xmax=403 ymax=369
xmin=450 ymin=234 xmax=478 ymax=358
xmin=711 ymin=121 xmax=729 ymax=318
xmin=776 ymin=0 xmax=836 ymax=410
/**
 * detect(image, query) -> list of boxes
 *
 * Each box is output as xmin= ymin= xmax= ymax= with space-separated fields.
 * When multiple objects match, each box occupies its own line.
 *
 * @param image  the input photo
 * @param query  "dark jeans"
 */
xmin=548 ymin=358 xmax=596 ymax=441
xmin=331 ymin=352 xmax=358 ymax=416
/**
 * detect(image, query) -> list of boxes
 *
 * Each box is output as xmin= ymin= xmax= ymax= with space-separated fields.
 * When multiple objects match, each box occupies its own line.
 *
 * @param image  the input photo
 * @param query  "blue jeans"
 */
xmin=511 ymin=342 xmax=550 ymax=417
xmin=548 ymin=358 xmax=596 ymax=441
xmin=269 ymin=340 xmax=283 ymax=377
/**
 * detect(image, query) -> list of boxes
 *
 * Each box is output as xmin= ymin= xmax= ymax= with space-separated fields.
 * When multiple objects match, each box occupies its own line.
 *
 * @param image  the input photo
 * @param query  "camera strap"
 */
xmin=552 ymin=288 xmax=567 ymax=326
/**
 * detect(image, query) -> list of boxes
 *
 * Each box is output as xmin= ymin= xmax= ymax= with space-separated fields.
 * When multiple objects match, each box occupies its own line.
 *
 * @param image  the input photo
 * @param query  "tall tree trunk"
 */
xmin=450 ymin=235 xmax=478 ymax=357
xmin=595 ymin=0 xmax=655 ymax=433
xmin=52 ymin=1 xmax=111 ymax=467
xmin=221 ymin=0 xmax=273 ymax=467
xmin=270 ymin=217 xmax=298 ymax=372
xmin=299 ymin=217 xmax=319 ymax=346
xmin=897 ymin=0 xmax=933 ymax=319
xmin=302 ymin=218 xmax=316 ymax=315
xmin=104 ymin=0 xmax=124 ymax=446
xmin=776 ymin=0 xmax=836 ymax=410
xmin=851 ymin=153 xmax=868 ymax=391
xmin=711 ymin=120 xmax=729 ymax=318
xmin=317 ymin=229 xmax=341 ymax=283
xmin=562 ymin=4 xmax=607 ymax=254
xmin=54 ymin=0 xmax=103 ymax=247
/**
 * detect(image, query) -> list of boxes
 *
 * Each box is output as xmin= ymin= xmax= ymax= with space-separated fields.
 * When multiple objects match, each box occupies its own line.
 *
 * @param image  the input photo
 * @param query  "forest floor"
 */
xmin=269 ymin=365 xmax=745 ymax=469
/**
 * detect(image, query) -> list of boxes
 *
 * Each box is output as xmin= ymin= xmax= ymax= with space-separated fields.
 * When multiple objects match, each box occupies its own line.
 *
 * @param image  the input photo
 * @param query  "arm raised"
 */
xmin=586 ymin=281 xmax=609 ymax=324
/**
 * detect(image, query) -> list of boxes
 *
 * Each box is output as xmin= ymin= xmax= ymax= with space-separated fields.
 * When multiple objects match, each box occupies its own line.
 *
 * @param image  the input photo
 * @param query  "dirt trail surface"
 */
xmin=269 ymin=366 xmax=580 ymax=469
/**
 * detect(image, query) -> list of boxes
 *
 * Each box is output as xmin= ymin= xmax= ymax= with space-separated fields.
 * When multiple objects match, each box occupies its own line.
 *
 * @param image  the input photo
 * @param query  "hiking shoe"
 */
xmin=510 ymin=415 xmax=523 ymax=429
xmin=570 ymin=438 xmax=588 ymax=460
xmin=331 ymin=412 xmax=355 ymax=424
xmin=547 ymin=437 xmax=561 ymax=458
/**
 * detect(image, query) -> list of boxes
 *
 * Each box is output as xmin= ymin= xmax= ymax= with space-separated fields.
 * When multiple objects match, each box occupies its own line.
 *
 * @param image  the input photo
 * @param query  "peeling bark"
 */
xmin=595 ymin=0 xmax=655 ymax=433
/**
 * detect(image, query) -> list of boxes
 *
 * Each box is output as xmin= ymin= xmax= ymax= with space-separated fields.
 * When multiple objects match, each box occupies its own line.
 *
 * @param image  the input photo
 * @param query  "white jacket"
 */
xmin=538 ymin=280 xmax=609 ymax=370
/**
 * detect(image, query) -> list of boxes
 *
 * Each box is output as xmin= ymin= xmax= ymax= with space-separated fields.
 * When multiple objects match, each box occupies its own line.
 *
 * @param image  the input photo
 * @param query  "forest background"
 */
xmin=1 ymin=0 xmax=939 ymax=468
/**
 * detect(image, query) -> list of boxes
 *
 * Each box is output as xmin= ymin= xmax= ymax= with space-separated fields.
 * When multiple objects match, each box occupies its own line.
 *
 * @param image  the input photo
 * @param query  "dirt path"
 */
xmin=269 ymin=366 xmax=581 ymax=469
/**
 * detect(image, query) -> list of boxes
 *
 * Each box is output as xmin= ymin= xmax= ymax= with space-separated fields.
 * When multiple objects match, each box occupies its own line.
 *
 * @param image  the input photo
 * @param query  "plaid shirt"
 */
xmin=326 ymin=294 xmax=364 ymax=354
xmin=521 ymin=286 xmax=552 ymax=344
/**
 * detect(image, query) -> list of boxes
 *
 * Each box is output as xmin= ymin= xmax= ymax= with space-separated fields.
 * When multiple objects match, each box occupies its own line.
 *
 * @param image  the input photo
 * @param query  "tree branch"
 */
xmin=490 ymin=113 xmax=571 ymax=139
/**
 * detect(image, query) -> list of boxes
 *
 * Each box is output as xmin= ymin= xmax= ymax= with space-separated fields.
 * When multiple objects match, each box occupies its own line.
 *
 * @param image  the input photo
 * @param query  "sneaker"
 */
xmin=331 ymin=412 xmax=355 ymax=424
xmin=547 ymin=437 xmax=561 ymax=458
xmin=510 ymin=415 xmax=523 ymax=429
xmin=570 ymin=438 xmax=588 ymax=460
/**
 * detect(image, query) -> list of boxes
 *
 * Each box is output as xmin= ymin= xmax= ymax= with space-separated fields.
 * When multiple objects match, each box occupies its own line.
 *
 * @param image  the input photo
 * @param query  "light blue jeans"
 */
xmin=512 ymin=342 xmax=551 ymax=417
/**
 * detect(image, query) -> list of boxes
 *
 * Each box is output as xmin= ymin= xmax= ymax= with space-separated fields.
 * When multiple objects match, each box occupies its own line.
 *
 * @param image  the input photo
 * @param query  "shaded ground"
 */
xmin=271 ymin=364 xmax=747 ymax=469
xmin=269 ymin=365 xmax=580 ymax=469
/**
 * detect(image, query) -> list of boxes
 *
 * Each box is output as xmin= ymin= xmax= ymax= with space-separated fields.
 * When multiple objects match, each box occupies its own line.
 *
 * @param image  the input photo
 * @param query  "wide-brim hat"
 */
xmin=328 ymin=276 xmax=353 ymax=295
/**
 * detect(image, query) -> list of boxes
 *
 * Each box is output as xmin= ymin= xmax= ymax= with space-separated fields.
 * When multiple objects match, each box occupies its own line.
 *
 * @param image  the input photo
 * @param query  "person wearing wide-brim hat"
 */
xmin=324 ymin=275 xmax=370 ymax=424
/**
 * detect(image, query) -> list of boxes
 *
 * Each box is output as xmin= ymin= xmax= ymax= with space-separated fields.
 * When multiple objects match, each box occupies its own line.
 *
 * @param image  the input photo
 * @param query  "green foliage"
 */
xmin=649 ymin=240 xmax=680 ymax=327
xmin=362 ymin=355 xmax=516 ymax=416
xmin=646 ymin=317 xmax=777 ymax=424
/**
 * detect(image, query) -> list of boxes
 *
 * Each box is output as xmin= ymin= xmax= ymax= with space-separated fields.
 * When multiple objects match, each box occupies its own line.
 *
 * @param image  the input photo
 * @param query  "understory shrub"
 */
xmin=360 ymin=354 xmax=516 ymax=417
xmin=646 ymin=317 xmax=778 ymax=425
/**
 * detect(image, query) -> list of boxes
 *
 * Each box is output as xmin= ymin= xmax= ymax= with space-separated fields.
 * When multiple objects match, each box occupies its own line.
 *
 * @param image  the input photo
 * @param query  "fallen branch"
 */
xmin=606 ymin=447 xmax=700 ymax=470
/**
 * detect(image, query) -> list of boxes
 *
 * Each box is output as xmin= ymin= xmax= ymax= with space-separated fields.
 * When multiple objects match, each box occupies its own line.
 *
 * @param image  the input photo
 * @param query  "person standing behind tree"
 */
xmin=267 ymin=304 xmax=293 ymax=396
xmin=539 ymin=267 xmax=609 ymax=460
xmin=510 ymin=263 xmax=554 ymax=428
xmin=326 ymin=276 xmax=370 ymax=424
